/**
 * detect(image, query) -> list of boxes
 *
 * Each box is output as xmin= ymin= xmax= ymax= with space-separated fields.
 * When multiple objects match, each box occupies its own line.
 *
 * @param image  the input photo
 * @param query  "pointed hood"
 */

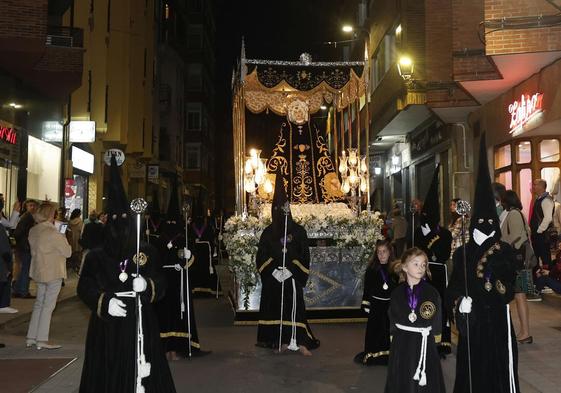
xmin=166 ymin=179 xmax=181 ymax=222
xmin=103 ymin=155 xmax=135 ymax=260
xmin=107 ymin=156 xmax=128 ymax=217
xmin=271 ymin=175 xmax=293 ymax=237
xmin=469 ymin=133 xmax=501 ymax=246
xmin=420 ymin=163 xmax=441 ymax=229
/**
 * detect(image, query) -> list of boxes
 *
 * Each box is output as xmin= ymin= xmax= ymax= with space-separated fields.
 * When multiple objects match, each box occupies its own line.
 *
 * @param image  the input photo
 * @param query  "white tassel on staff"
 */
xmin=278 ymin=202 xmax=290 ymax=353
xmin=130 ymin=198 xmax=150 ymax=393
xmin=183 ymin=204 xmax=193 ymax=358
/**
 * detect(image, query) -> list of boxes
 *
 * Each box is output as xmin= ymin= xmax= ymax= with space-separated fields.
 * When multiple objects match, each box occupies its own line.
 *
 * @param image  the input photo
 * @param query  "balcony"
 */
xmin=46 ymin=25 xmax=84 ymax=48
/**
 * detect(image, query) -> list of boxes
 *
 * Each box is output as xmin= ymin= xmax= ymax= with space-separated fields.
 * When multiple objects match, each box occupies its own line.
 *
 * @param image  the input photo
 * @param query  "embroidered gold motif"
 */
xmin=133 ymin=252 xmax=148 ymax=266
xmin=292 ymin=144 xmax=314 ymax=203
xmin=496 ymin=280 xmax=506 ymax=294
xmin=320 ymin=172 xmax=344 ymax=201
xmin=267 ymin=129 xmax=289 ymax=176
xmin=420 ymin=301 xmax=436 ymax=320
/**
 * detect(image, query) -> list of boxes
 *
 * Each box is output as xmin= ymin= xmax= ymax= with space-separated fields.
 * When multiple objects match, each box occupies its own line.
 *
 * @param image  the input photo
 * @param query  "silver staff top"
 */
xmin=456 ymin=200 xmax=471 ymax=216
xmin=130 ymin=198 xmax=148 ymax=214
xmin=182 ymin=204 xmax=191 ymax=214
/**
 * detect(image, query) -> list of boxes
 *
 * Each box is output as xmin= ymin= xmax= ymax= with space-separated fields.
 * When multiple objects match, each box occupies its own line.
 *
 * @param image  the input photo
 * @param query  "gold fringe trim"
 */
xmin=160 ymin=332 xmax=201 ymax=348
xmin=149 ymin=278 xmax=156 ymax=303
xmin=187 ymin=256 xmax=195 ymax=268
xmin=258 ymin=319 xmax=314 ymax=340
xmin=434 ymin=334 xmax=442 ymax=343
xmin=438 ymin=341 xmax=452 ymax=347
xmin=361 ymin=300 xmax=371 ymax=306
xmin=97 ymin=292 xmax=105 ymax=318
xmin=362 ymin=350 xmax=390 ymax=363
xmin=258 ymin=257 xmax=273 ymax=273
xmin=192 ymin=287 xmax=222 ymax=295
xmin=292 ymin=259 xmax=309 ymax=274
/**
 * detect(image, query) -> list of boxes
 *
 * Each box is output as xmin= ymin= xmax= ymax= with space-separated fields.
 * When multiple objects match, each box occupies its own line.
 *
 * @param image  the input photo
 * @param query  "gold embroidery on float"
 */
xmin=267 ymin=127 xmax=289 ymax=176
xmin=292 ymin=143 xmax=313 ymax=203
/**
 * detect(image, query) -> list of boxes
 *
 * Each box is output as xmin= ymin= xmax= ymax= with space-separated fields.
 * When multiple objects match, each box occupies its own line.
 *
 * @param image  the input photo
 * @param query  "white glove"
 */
xmin=272 ymin=267 xmax=293 ymax=283
xmin=459 ymin=296 xmax=472 ymax=314
xmin=108 ymin=298 xmax=127 ymax=317
xmin=363 ymin=308 xmax=370 ymax=314
xmin=184 ymin=248 xmax=192 ymax=260
xmin=133 ymin=275 xmax=148 ymax=293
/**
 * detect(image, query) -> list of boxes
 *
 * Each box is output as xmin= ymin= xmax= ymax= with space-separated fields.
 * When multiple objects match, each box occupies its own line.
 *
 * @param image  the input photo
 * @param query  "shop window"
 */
xmin=494 ymin=144 xmax=511 ymax=169
xmin=540 ymin=167 xmax=560 ymax=195
xmin=495 ymin=171 xmax=512 ymax=191
xmin=539 ymin=139 xmax=560 ymax=162
xmin=518 ymin=168 xmax=533 ymax=219
xmin=515 ymin=141 xmax=531 ymax=164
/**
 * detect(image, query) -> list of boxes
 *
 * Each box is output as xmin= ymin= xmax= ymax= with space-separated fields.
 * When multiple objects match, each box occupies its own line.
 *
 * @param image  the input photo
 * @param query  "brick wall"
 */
xmin=425 ymin=0 xmax=452 ymax=81
xmin=0 ymin=0 xmax=47 ymax=39
xmin=485 ymin=0 xmax=561 ymax=55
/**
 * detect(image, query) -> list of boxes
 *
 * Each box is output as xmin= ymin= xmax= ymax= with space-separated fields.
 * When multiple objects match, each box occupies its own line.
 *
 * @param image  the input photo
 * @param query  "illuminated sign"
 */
xmin=71 ymin=146 xmax=94 ymax=174
xmin=509 ymin=93 xmax=544 ymax=136
xmin=0 ymin=126 xmax=17 ymax=145
xmin=103 ymin=149 xmax=125 ymax=166
xmin=41 ymin=121 xmax=96 ymax=142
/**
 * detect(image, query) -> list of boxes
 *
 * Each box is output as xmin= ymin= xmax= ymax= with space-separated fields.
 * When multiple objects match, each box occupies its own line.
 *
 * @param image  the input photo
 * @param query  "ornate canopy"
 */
xmin=232 ymin=42 xmax=369 ymax=213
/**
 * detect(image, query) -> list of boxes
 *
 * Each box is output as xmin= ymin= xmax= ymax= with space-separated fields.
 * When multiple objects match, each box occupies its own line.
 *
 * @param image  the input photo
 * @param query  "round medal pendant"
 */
xmin=408 ymin=311 xmax=417 ymax=323
xmin=119 ymin=272 xmax=128 ymax=283
xmin=383 ymin=282 xmax=389 ymax=290
xmin=484 ymin=280 xmax=492 ymax=292
xmin=167 ymin=241 xmax=173 ymax=249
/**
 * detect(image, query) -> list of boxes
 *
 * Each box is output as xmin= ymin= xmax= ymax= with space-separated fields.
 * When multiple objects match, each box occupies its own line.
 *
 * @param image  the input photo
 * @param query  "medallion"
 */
xmin=408 ymin=311 xmax=417 ymax=323
xmin=119 ymin=272 xmax=128 ymax=283
xmin=133 ymin=252 xmax=148 ymax=266
xmin=496 ymin=280 xmax=506 ymax=294
xmin=167 ymin=241 xmax=173 ymax=249
xmin=484 ymin=280 xmax=492 ymax=292
xmin=383 ymin=282 xmax=389 ymax=291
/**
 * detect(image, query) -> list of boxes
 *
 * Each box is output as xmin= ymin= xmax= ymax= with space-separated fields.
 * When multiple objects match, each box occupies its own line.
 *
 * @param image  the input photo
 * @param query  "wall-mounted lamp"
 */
xmin=397 ymin=56 xmax=414 ymax=81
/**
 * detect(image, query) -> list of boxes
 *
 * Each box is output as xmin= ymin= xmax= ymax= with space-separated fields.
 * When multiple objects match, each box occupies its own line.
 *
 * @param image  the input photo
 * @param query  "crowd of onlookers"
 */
xmin=376 ymin=178 xmax=560 ymax=346
xmin=0 ymin=198 xmax=108 ymax=349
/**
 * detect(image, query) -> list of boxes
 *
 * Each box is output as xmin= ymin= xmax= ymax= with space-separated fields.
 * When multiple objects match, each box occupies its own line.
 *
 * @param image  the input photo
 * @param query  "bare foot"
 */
xmin=299 ymin=346 xmax=312 ymax=356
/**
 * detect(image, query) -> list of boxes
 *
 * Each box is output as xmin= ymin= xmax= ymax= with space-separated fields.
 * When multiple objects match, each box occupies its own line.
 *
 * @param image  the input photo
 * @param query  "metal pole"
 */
xmin=278 ymin=204 xmax=289 ymax=352
xmin=184 ymin=207 xmax=192 ymax=358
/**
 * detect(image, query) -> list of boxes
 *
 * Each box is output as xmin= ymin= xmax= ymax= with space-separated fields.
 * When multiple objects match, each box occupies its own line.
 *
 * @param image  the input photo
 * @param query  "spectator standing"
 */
xmin=500 ymin=190 xmax=533 ymax=343
xmin=0 ymin=222 xmax=17 ymax=313
xmin=66 ymin=209 xmax=83 ymax=274
xmin=13 ymin=199 xmax=38 ymax=298
xmin=0 ymin=194 xmax=21 ymax=229
xmin=26 ymin=202 xmax=71 ymax=349
xmin=391 ymin=207 xmax=407 ymax=258
xmin=530 ymin=179 xmax=555 ymax=268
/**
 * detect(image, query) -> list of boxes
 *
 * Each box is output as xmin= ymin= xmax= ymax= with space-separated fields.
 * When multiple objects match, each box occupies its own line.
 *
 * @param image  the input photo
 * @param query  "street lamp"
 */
xmin=342 ymin=25 xmax=354 ymax=33
xmin=397 ymin=56 xmax=414 ymax=80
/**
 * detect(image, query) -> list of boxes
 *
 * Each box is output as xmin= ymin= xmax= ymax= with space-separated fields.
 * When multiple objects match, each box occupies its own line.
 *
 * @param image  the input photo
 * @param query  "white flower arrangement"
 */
xmin=223 ymin=206 xmax=384 ymax=308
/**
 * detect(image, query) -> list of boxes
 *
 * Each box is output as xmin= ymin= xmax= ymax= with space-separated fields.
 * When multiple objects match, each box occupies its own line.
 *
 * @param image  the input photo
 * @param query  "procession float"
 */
xmin=225 ymin=42 xmax=383 ymax=322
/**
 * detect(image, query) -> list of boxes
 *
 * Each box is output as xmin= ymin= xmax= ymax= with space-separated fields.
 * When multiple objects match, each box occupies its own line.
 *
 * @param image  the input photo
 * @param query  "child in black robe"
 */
xmin=354 ymin=239 xmax=398 ymax=366
xmin=385 ymin=247 xmax=446 ymax=393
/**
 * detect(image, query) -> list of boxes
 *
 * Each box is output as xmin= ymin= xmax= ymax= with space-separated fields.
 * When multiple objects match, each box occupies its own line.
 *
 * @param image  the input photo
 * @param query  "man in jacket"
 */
xmin=13 ymin=199 xmax=38 ymax=298
xmin=530 ymin=179 xmax=555 ymax=268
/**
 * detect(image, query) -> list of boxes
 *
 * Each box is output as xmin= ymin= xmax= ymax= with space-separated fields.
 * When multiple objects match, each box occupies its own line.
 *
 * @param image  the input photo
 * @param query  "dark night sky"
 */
xmin=213 ymin=0 xmax=356 ymax=208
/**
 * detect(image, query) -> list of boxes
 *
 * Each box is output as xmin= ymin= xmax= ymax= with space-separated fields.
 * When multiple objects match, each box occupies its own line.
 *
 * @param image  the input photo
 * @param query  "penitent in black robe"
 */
xmin=447 ymin=241 xmax=519 ymax=393
xmin=77 ymin=245 xmax=176 ymax=393
xmin=385 ymin=281 xmax=445 ymax=393
xmin=256 ymin=223 xmax=319 ymax=349
xmin=415 ymin=226 xmax=453 ymax=354
xmin=189 ymin=220 xmax=221 ymax=296
xmin=354 ymin=264 xmax=397 ymax=365
xmin=155 ymin=223 xmax=202 ymax=355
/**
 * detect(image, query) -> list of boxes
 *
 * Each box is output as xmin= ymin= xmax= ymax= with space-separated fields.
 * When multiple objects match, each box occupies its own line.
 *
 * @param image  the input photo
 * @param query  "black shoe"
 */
xmin=307 ymin=339 xmax=320 ymax=350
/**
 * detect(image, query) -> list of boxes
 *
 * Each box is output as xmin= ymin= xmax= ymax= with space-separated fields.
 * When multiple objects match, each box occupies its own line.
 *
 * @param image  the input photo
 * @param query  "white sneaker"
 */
xmin=36 ymin=342 xmax=62 ymax=350
xmin=541 ymin=287 xmax=554 ymax=294
xmin=0 ymin=307 xmax=18 ymax=314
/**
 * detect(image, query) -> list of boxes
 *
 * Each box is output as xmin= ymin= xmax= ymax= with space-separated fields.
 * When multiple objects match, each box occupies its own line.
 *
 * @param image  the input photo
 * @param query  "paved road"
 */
xmin=1 ymin=294 xmax=560 ymax=392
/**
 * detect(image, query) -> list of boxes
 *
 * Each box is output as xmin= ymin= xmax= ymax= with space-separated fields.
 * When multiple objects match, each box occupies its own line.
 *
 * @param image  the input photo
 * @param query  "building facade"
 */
xmin=0 ymin=0 xmax=84 ymax=211
xmin=350 ymin=0 xmax=561 ymax=222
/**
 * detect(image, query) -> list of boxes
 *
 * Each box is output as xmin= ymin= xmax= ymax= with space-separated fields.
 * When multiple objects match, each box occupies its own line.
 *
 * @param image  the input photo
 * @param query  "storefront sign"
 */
xmin=410 ymin=122 xmax=448 ymax=160
xmin=0 ymin=126 xmax=17 ymax=145
xmin=509 ymin=93 xmax=543 ymax=136
xmin=147 ymin=165 xmax=159 ymax=184
xmin=129 ymin=162 xmax=146 ymax=179
xmin=104 ymin=149 xmax=125 ymax=166
xmin=41 ymin=120 xmax=96 ymax=142
xmin=71 ymin=146 xmax=94 ymax=174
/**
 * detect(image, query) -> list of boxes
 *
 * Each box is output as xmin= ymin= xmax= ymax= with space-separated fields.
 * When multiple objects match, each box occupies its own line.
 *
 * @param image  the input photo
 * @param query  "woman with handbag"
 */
xmin=500 ymin=190 xmax=533 ymax=344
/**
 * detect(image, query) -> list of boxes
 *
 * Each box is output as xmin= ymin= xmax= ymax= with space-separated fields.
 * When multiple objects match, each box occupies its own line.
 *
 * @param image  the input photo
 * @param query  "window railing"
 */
xmin=46 ymin=26 xmax=84 ymax=48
